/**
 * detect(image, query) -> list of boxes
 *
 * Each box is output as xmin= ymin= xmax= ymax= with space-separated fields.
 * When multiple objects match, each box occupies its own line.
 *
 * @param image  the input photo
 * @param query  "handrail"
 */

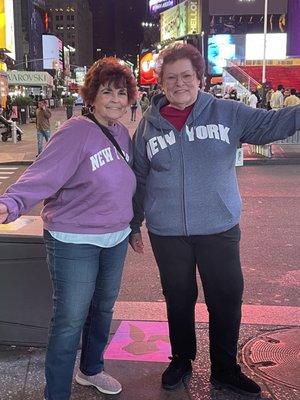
xmin=225 ymin=60 xmax=260 ymax=89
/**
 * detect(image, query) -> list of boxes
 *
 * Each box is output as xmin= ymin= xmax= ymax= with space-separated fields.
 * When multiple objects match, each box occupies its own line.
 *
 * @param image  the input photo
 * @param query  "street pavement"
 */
xmin=0 ymin=107 xmax=299 ymax=400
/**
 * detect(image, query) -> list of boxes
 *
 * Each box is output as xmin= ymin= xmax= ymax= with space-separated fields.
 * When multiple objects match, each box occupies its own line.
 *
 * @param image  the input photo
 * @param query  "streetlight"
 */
xmin=201 ymin=31 xmax=205 ymax=58
xmin=262 ymin=0 xmax=268 ymax=84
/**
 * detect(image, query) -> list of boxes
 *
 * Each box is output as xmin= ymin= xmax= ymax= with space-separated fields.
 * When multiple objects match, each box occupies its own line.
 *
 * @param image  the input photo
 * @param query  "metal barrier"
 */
xmin=275 ymin=130 xmax=300 ymax=144
xmin=250 ymin=130 xmax=300 ymax=158
xmin=250 ymin=144 xmax=272 ymax=158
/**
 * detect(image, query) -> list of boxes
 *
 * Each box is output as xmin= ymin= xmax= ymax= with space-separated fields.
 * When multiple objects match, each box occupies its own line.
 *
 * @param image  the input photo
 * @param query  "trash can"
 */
xmin=0 ymin=216 xmax=52 ymax=346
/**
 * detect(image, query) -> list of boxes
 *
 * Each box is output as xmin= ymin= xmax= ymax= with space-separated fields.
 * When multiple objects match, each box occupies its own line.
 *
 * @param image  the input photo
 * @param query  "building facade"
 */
xmin=13 ymin=0 xmax=48 ymax=71
xmin=46 ymin=0 xmax=93 ymax=69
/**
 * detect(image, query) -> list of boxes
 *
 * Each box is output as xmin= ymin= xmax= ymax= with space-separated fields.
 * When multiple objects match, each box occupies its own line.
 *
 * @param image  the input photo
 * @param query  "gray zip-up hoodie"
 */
xmin=131 ymin=91 xmax=300 ymax=236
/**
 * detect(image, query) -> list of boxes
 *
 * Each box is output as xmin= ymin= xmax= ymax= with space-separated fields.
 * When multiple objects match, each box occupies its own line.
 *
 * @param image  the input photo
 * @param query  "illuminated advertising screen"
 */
xmin=246 ymin=33 xmax=287 ymax=60
xmin=208 ymin=35 xmax=246 ymax=75
xmin=209 ymin=0 xmax=287 ymax=15
xmin=140 ymin=52 xmax=158 ymax=86
xmin=42 ymin=35 xmax=63 ymax=70
xmin=149 ymin=0 xmax=176 ymax=17
xmin=0 ymin=0 xmax=16 ymax=60
xmin=74 ymin=67 xmax=87 ymax=86
xmin=160 ymin=0 xmax=201 ymax=41
xmin=208 ymin=33 xmax=287 ymax=74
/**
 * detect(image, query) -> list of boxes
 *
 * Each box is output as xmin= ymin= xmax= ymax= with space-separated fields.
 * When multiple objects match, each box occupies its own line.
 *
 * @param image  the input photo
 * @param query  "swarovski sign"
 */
xmin=8 ymin=71 xmax=53 ymax=86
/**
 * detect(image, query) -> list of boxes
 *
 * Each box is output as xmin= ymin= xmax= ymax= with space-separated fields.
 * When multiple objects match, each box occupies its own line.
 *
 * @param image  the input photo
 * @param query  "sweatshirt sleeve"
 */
xmin=130 ymin=119 xmax=150 ymax=234
xmin=0 ymin=120 xmax=87 ymax=223
xmin=236 ymin=102 xmax=300 ymax=144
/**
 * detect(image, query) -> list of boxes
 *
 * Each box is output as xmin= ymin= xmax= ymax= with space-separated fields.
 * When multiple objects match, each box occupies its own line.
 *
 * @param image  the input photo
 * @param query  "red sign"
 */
xmin=140 ymin=52 xmax=158 ymax=86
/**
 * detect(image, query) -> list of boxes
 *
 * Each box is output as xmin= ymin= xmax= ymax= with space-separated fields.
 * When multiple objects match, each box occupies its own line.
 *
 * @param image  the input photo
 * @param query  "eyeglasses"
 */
xmin=164 ymin=72 xmax=196 ymax=85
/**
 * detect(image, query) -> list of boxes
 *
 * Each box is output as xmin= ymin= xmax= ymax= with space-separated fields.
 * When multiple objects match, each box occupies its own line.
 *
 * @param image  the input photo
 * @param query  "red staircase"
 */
xmin=239 ymin=66 xmax=300 ymax=91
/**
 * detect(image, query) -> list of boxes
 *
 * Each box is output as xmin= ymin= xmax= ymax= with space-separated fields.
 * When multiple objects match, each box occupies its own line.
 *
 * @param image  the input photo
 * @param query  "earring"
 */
xmin=90 ymin=105 xmax=95 ymax=113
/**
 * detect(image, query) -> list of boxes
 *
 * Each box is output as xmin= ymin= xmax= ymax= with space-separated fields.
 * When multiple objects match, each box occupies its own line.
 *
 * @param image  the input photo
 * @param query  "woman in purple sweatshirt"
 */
xmin=0 ymin=58 xmax=137 ymax=399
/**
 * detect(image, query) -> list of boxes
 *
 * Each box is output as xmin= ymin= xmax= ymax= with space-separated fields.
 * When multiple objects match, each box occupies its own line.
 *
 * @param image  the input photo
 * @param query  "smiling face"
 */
xmin=93 ymin=83 xmax=129 ymax=125
xmin=162 ymin=58 xmax=201 ymax=110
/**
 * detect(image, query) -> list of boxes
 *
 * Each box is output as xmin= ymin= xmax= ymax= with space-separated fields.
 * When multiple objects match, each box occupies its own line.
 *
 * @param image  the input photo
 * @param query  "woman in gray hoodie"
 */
xmin=130 ymin=43 xmax=300 ymax=396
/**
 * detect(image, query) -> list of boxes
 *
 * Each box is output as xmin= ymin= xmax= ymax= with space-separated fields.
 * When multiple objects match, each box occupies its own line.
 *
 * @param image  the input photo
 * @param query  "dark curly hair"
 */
xmin=156 ymin=43 xmax=205 ymax=81
xmin=80 ymin=57 xmax=138 ymax=105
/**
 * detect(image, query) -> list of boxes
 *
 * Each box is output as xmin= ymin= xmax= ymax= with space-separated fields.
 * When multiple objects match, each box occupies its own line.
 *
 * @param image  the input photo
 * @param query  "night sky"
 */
xmin=89 ymin=0 xmax=149 ymax=64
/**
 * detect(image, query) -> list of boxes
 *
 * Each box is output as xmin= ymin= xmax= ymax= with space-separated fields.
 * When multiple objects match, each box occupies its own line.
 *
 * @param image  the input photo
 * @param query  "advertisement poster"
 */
xmin=0 ymin=0 xmax=16 ymax=60
xmin=140 ymin=52 xmax=158 ymax=86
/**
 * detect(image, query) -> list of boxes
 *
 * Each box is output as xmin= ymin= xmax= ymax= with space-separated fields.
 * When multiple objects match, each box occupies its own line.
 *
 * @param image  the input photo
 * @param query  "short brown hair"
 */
xmin=156 ymin=43 xmax=205 ymax=81
xmin=81 ymin=57 xmax=137 ymax=105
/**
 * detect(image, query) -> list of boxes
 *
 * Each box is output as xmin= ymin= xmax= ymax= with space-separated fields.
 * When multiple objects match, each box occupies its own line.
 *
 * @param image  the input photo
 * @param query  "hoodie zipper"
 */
xmin=178 ymin=133 xmax=188 ymax=236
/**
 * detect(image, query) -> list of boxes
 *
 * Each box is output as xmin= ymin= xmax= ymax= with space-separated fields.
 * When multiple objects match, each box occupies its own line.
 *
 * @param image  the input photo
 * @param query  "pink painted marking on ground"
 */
xmin=105 ymin=321 xmax=171 ymax=362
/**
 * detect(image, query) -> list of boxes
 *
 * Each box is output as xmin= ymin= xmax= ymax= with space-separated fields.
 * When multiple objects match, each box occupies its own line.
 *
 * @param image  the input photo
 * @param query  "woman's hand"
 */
xmin=129 ymin=232 xmax=144 ymax=254
xmin=0 ymin=203 xmax=8 ymax=224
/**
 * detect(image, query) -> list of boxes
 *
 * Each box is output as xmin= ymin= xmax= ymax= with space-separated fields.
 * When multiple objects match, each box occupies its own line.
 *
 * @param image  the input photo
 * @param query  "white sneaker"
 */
xmin=75 ymin=370 xmax=122 ymax=395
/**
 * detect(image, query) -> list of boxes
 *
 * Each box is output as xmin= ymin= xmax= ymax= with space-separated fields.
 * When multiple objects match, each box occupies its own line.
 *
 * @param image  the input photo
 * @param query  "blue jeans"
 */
xmin=43 ymin=230 xmax=128 ymax=400
xmin=37 ymin=129 xmax=51 ymax=154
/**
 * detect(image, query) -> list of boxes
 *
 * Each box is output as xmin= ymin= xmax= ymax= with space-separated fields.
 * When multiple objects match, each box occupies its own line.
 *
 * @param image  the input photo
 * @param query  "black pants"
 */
xmin=149 ymin=225 xmax=243 ymax=373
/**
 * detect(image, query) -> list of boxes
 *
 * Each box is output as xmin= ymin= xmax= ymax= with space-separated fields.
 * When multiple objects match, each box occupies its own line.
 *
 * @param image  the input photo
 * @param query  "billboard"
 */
xmin=0 ymin=0 xmax=16 ymax=60
xmin=160 ymin=0 xmax=201 ymax=41
xmin=287 ymin=0 xmax=300 ymax=57
xmin=245 ymin=33 xmax=287 ymax=60
xmin=149 ymin=0 xmax=176 ymax=17
xmin=42 ymin=35 xmax=63 ymax=70
xmin=74 ymin=67 xmax=87 ymax=86
xmin=208 ymin=33 xmax=287 ymax=75
xmin=139 ymin=52 xmax=158 ymax=86
xmin=209 ymin=0 xmax=288 ymax=15
xmin=208 ymin=35 xmax=246 ymax=75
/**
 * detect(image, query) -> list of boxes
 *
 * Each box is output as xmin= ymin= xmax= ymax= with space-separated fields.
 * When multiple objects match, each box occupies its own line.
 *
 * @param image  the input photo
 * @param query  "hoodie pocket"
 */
xmin=150 ymin=148 xmax=172 ymax=172
xmin=216 ymin=192 xmax=235 ymax=222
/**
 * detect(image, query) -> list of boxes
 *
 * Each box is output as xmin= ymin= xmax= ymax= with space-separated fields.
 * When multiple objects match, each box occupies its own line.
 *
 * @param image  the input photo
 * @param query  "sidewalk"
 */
xmin=1 ymin=319 xmax=299 ymax=399
xmin=0 ymin=107 xmax=299 ymax=165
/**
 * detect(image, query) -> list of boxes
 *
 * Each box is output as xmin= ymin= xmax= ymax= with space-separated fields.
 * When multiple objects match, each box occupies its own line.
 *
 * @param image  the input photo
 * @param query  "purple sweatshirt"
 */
xmin=0 ymin=116 xmax=136 ymax=234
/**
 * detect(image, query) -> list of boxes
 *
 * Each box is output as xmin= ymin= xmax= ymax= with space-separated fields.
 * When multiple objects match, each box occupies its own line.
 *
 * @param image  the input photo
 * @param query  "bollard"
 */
xmin=55 ymin=121 xmax=61 ymax=130
xmin=11 ymin=121 xmax=17 ymax=144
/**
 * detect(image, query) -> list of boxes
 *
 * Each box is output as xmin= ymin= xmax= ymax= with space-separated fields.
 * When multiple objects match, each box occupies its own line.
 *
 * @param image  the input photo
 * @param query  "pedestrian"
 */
xmin=265 ymin=88 xmax=274 ymax=110
xmin=248 ymin=90 xmax=258 ymax=108
xmin=270 ymin=84 xmax=284 ymax=110
xmin=140 ymin=92 xmax=150 ymax=114
xmin=129 ymin=43 xmax=300 ymax=397
xmin=0 ymin=57 xmax=138 ymax=400
xmin=36 ymin=100 xmax=51 ymax=155
xmin=284 ymin=88 xmax=300 ymax=107
xmin=130 ymin=100 xmax=138 ymax=121
xmin=4 ymin=95 xmax=12 ymax=120
xmin=65 ymin=96 xmax=74 ymax=119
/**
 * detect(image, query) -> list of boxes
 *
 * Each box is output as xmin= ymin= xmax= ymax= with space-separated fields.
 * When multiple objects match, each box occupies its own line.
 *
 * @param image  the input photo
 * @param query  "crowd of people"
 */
xmin=0 ymin=44 xmax=299 ymax=400
xmin=210 ymin=82 xmax=300 ymax=110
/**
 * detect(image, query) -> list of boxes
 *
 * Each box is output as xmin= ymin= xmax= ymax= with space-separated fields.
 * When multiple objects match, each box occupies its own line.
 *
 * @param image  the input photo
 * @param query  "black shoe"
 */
xmin=162 ymin=355 xmax=192 ymax=390
xmin=210 ymin=365 xmax=261 ymax=397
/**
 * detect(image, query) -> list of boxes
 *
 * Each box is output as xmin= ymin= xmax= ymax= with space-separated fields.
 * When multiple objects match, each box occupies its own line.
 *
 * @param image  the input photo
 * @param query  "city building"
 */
xmin=45 ymin=0 xmax=93 ymax=70
xmin=13 ymin=0 xmax=48 ymax=71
